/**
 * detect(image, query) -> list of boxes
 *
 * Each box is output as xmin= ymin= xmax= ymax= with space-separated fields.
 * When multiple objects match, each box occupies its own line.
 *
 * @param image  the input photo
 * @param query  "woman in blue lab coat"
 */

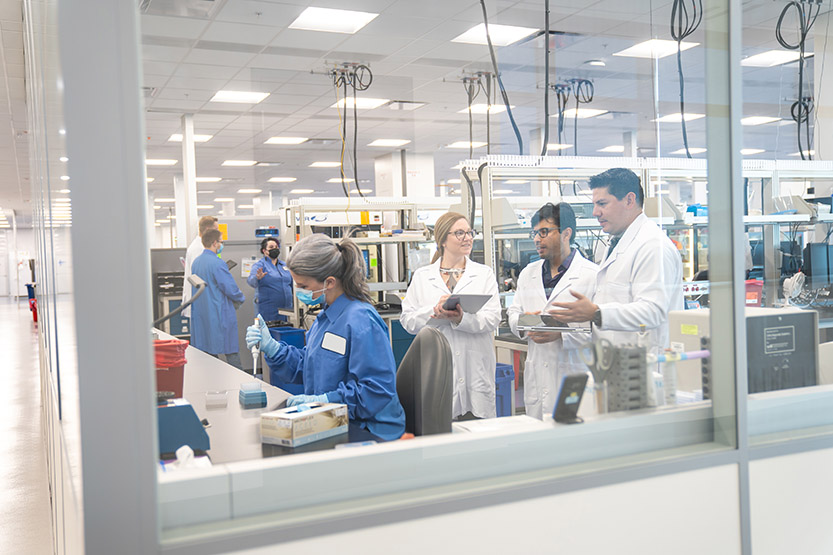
xmin=246 ymin=234 xmax=405 ymax=441
xmin=246 ymin=237 xmax=293 ymax=322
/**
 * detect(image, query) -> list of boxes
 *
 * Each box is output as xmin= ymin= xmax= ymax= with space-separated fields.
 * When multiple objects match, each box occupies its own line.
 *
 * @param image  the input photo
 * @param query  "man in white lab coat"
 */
xmin=507 ymin=203 xmax=599 ymax=419
xmin=549 ymin=168 xmax=683 ymax=350
xmin=181 ymin=215 xmax=218 ymax=318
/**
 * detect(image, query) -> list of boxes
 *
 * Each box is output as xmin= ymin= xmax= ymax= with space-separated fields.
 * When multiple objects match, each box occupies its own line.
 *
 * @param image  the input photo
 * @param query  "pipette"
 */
xmin=251 ymin=317 xmax=260 ymax=377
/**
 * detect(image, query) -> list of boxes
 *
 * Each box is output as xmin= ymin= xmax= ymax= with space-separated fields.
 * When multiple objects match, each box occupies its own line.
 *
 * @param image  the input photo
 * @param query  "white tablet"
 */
xmin=442 ymin=294 xmax=492 ymax=314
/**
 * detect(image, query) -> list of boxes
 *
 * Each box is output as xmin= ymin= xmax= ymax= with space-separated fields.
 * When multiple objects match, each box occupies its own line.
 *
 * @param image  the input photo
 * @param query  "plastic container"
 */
xmin=267 ymin=327 xmax=306 ymax=394
xmin=745 ymin=279 xmax=763 ymax=307
xmin=495 ymin=363 xmax=515 ymax=418
xmin=154 ymin=339 xmax=189 ymax=398
xmin=25 ymin=283 xmax=37 ymax=322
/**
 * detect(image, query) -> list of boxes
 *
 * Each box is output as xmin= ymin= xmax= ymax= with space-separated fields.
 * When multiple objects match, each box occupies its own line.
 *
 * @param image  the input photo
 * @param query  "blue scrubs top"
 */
xmin=246 ymin=256 xmax=293 ymax=322
xmin=264 ymin=294 xmax=406 ymax=440
xmin=190 ymin=249 xmax=246 ymax=355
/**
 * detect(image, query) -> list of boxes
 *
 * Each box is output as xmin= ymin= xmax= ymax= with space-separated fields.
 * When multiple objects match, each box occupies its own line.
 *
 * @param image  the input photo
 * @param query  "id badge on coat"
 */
xmin=321 ymin=332 xmax=347 ymax=355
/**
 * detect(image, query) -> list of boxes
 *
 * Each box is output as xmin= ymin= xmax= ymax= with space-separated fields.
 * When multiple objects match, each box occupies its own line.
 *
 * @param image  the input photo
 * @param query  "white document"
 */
xmin=241 ymin=257 xmax=256 ymax=278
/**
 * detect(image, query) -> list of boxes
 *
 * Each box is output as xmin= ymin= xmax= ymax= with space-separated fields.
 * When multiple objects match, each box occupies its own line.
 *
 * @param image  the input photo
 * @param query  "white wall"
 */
xmin=232 ymin=465 xmax=742 ymax=555
xmin=750 ymin=447 xmax=833 ymax=555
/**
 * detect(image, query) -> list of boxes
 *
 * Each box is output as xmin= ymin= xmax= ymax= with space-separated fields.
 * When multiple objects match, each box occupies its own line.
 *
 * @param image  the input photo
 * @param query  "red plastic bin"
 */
xmin=745 ymin=279 xmax=763 ymax=307
xmin=154 ymin=339 xmax=188 ymax=398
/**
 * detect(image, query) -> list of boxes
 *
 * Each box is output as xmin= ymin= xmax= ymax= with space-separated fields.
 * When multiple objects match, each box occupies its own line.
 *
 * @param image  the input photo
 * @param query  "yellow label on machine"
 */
xmin=360 ymin=211 xmax=370 ymax=225
xmin=680 ymin=324 xmax=699 ymax=336
xmin=218 ymin=223 xmax=228 ymax=241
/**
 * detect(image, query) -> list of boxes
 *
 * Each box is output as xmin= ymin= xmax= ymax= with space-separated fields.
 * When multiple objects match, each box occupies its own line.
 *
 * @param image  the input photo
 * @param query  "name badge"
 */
xmin=321 ymin=332 xmax=347 ymax=355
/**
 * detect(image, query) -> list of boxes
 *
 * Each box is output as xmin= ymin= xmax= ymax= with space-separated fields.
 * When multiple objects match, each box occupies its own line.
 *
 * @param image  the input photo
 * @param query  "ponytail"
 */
xmin=335 ymin=239 xmax=372 ymax=304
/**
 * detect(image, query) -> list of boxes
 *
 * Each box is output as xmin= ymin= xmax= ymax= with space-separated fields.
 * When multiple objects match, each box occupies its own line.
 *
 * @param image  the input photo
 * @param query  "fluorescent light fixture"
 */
xmin=60 ymin=175 xmax=69 ymax=181
xmin=289 ymin=189 xmax=315 ymax=194
xmin=741 ymin=148 xmax=765 ymax=155
xmin=195 ymin=177 xmax=222 ymax=183
xmin=197 ymin=204 xmax=214 ymax=209
xmin=671 ymin=147 xmax=707 ymax=154
xmin=741 ymin=116 xmax=781 ymax=126
xmin=222 ymin=160 xmax=257 ymax=166
xmin=492 ymin=189 xmax=517 ymax=194
xmin=238 ymin=188 xmax=262 ymax=194
xmin=168 ymin=133 xmax=213 ymax=142
xmin=561 ymin=108 xmax=608 ymax=119
xmin=351 ymin=189 xmax=373 ymax=195
xmin=310 ymin=161 xmax=341 ymax=168
xmin=452 ymin=23 xmax=538 ymax=47
xmin=504 ymin=180 xmax=528 ymax=184
xmin=146 ymin=159 xmax=178 ymax=166
xmin=265 ymin=136 xmax=308 ymax=145
xmin=447 ymin=178 xmax=462 ymax=184
xmin=788 ymin=150 xmax=815 ymax=157
xmin=237 ymin=204 xmax=254 ymax=209
xmin=146 ymin=177 xmax=154 ymax=183
xmin=156 ymin=198 xmax=176 ymax=203
xmin=59 ymin=156 xmax=68 ymax=162
xmin=210 ymin=90 xmax=269 ymax=104
xmin=741 ymin=50 xmax=801 ymax=67
xmin=458 ymin=104 xmax=511 ymax=114
xmin=326 ymin=178 xmax=355 ymax=183
xmin=268 ymin=177 xmax=297 ymax=183
xmin=598 ymin=145 xmax=625 ymax=153
xmin=53 ymin=198 xmax=71 ymax=203
xmin=58 ymin=189 xmax=70 ymax=194
xmin=613 ymin=39 xmax=698 ymax=59
xmin=153 ymin=205 xmax=161 ymax=209
xmin=546 ymin=143 xmax=573 ymax=151
xmin=447 ymin=141 xmax=487 ymax=149
xmin=155 ymin=219 xmax=170 ymax=224
xmin=256 ymin=161 xmax=283 ymax=167
xmin=331 ymin=97 xmax=390 ymax=110
xmin=368 ymin=139 xmax=411 ymax=147
xmin=59 ymin=128 xmax=66 ymax=135
xmin=586 ymin=59 xmax=606 ymax=67
xmin=197 ymin=190 xmax=214 ymax=194
xmin=214 ymin=197 xmax=234 ymax=202
xmin=288 ymin=7 xmax=378 ymax=34
xmin=653 ymin=112 xmax=705 ymax=123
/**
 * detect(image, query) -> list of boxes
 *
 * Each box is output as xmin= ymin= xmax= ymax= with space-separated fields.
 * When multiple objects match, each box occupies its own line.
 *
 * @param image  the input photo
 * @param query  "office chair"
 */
xmin=396 ymin=327 xmax=453 ymax=436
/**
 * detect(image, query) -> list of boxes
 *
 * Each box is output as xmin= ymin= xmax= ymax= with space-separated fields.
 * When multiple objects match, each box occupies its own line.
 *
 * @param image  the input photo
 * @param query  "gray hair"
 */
xmin=287 ymin=234 xmax=372 ymax=304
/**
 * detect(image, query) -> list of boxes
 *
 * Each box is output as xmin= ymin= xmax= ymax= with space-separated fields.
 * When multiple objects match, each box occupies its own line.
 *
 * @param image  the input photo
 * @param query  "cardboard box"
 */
xmin=260 ymin=403 xmax=349 ymax=447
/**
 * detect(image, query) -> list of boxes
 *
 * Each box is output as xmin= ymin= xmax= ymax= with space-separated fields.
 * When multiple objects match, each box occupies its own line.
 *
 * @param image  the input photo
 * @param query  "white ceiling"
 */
xmin=0 ymin=0 xmax=828 ymax=225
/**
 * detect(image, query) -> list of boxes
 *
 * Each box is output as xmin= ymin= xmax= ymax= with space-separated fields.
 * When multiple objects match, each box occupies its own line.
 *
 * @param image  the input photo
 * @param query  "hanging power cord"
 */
xmin=351 ymin=65 xmax=372 ymax=196
xmin=670 ymin=0 xmax=703 ymax=159
xmin=463 ymin=76 xmax=481 ymax=159
xmin=479 ymin=0 xmax=524 ymax=155
xmin=541 ymin=0 xmax=551 ymax=156
xmin=776 ymin=0 xmax=820 ymax=160
xmin=483 ymin=73 xmax=493 ymax=154
xmin=569 ymin=78 xmax=594 ymax=155
xmin=553 ymin=83 xmax=571 ymax=152
xmin=330 ymin=64 xmax=373 ymax=198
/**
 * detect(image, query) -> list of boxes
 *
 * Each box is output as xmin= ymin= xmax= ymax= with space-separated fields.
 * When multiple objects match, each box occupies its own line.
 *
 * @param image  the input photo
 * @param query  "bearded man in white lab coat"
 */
xmin=507 ymin=202 xmax=599 ymax=419
xmin=181 ymin=215 xmax=218 ymax=318
xmin=549 ymin=168 xmax=683 ymax=350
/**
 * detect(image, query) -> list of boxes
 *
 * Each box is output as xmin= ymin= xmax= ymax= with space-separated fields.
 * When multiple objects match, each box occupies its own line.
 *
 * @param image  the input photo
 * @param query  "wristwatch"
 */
xmin=591 ymin=308 xmax=602 ymax=328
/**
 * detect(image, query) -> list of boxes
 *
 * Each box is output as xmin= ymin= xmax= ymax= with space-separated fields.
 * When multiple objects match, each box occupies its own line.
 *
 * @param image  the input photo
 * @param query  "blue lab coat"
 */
xmin=264 ymin=294 xmax=406 ymax=440
xmin=191 ymin=249 xmax=246 ymax=355
xmin=246 ymin=256 xmax=293 ymax=322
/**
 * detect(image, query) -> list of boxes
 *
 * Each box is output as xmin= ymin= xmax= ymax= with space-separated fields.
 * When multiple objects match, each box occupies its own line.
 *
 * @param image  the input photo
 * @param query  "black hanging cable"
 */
xmin=463 ymin=77 xmax=480 ymax=159
xmin=541 ymin=0 xmax=551 ymax=156
xmin=351 ymin=65 xmax=372 ymax=198
xmin=569 ymin=78 xmax=594 ymax=155
xmin=670 ymin=0 xmax=703 ymax=159
xmin=776 ymin=0 xmax=820 ymax=160
xmin=554 ymin=83 xmax=570 ymax=152
xmin=342 ymin=77 xmax=350 ymax=197
xmin=484 ymin=73 xmax=492 ymax=154
xmin=479 ymin=0 xmax=523 ymax=155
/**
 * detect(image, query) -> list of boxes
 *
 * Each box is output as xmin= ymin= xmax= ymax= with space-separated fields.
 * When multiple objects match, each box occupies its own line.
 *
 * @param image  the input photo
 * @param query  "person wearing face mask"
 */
xmin=400 ymin=212 xmax=502 ymax=420
xmin=190 ymin=228 xmax=246 ymax=369
xmin=245 ymin=234 xmax=405 ymax=441
xmin=246 ymin=237 xmax=293 ymax=322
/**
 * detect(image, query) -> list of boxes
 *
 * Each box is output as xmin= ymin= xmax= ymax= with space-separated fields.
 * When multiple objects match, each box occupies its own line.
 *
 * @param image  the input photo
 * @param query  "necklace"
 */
xmin=440 ymin=266 xmax=465 ymax=290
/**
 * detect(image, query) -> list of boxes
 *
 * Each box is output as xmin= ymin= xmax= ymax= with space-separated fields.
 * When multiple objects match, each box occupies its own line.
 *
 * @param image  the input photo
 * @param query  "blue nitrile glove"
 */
xmin=287 ymin=393 xmax=329 ymax=407
xmin=245 ymin=314 xmax=280 ymax=358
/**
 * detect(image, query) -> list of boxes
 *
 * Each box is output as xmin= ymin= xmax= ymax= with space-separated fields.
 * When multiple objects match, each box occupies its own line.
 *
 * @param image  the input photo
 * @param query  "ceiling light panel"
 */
xmin=214 ymin=197 xmax=234 ymax=202
xmin=210 ymin=90 xmax=270 ymax=104
xmin=457 ymin=104 xmax=510 ymax=114
xmin=560 ymin=108 xmax=608 ymax=119
xmin=447 ymin=141 xmax=487 ymax=149
xmin=654 ymin=112 xmax=705 ymax=123
xmin=168 ymin=133 xmax=213 ymax=142
xmin=222 ymin=160 xmax=257 ymax=166
xmin=741 ymin=50 xmax=801 ymax=67
xmin=327 ymin=178 xmax=355 ymax=183
xmin=288 ymin=7 xmax=379 ymax=34
xmin=452 ymin=23 xmax=538 ymax=47
xmin=598 ymin=145 xmax=625 ymax=153
xmin=264 ymin=136 xmax=308 ymax=145
xmin=195 ymin=177 xmax=221 ymax=182
xmin=368 ymin=139 xmax=411 ymax=147
xmin=310 ymin=161 xmax=341 ymax=168
xmin=146 ymin=159 xmax=178 ymax=166
xmin=268 ymin=177 xmax=297 ymax=183
xmin=546 ymin=143 xmax=572 ymax=151
xmin=289 ymin=189 xmax=315 ymax=194
xmin=331 ymin=97 xmax=390 ymax=110
xmin=741 ymin=148 xmax=765 ymax=155
xmin=613 ymin=39 xmax=698 ymax=59
xmin=741 ymin=116 xmax=781 ymax=126
xmin=671 ymin=147 xmax=707 ymax=154
xmin=238 ymin=188 xmax=262 ymax=194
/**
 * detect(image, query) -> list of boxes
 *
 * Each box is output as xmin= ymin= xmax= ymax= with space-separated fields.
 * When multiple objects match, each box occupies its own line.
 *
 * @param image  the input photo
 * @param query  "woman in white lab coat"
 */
xmin=507 ymin=203 xmax=599 ymax=419
xmin=400 ymin=212 xmax=502 ymax=419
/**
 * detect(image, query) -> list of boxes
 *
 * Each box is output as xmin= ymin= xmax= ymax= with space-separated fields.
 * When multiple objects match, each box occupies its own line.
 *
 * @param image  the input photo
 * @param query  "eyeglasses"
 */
xmin=530 ymin=227 xmax=559 ymax=239
xmin=448 ymin=229 xmax=476 ymax=240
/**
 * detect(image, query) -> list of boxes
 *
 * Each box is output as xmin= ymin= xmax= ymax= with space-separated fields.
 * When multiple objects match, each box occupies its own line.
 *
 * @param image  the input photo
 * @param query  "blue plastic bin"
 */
xmin=25 ymin=283 xmax=35 ymax=300
xmin=267 ymin=327 xmax=306 ymax=394
xmin=495 ymin=363 xmax=515 ymax=418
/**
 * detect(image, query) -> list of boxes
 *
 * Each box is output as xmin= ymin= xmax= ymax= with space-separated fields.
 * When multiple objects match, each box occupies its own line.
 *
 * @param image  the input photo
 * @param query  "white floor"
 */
xmin=0 ymin=297 xmax=53 ymax=553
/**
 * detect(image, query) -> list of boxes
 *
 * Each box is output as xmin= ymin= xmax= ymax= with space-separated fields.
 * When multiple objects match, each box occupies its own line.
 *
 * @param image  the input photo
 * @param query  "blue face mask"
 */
xmin=295 ymin=287 xmax=326 ymax=306
xmin=217 ymin=243 xmax=224 ymax=254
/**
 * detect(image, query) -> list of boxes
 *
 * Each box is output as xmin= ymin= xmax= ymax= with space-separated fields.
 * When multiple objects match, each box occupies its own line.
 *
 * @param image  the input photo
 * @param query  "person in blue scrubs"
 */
xmin=191 ymin=228 xmax=246 ymax=369
xmin=246 ymin=237 xmax=293 ymax=322
xmin=246 ymin=234 xmax=405 ymax=441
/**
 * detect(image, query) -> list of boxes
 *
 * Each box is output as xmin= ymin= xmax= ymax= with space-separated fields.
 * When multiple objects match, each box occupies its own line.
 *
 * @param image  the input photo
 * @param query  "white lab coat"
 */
xmin=181 ymin=235 xmax=203 ymax=318
xmin=400 ymin=258 xmax=502 ymax=419
xmin=594 ymin=213 xmax=684 ymax=350
xmin=507 ymin=250 xmax=599 ymax=419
